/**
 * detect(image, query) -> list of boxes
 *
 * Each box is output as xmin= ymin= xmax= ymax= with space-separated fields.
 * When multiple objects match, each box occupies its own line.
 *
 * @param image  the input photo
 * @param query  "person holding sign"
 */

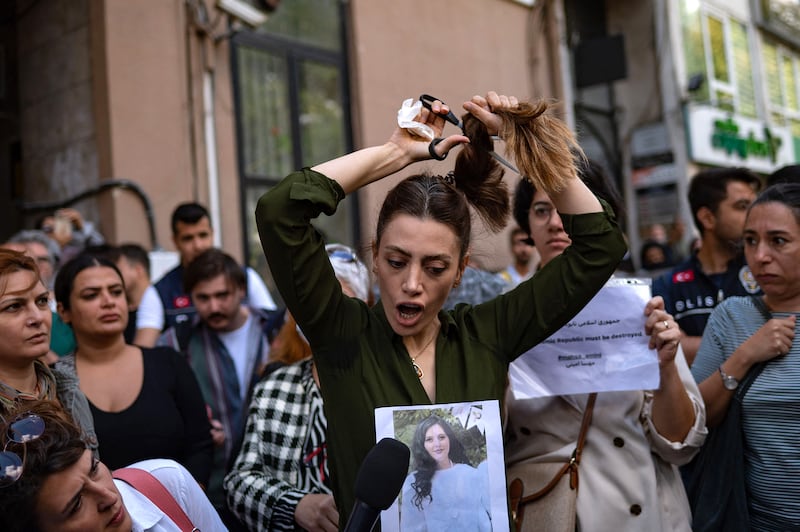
xmin=505 ymin=159 xmax=707 ymax=531
xmin=255 ymin=91 xmax=627 ymax=526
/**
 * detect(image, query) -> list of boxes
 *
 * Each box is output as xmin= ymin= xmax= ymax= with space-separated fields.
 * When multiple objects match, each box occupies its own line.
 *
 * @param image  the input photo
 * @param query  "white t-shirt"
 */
xmin=136 ymin=284 xmax=164 ymax=331
xmin=149 ymin=267 xmax=275 ymax=327
xmin=114 ymin=458 xmax=227 ymax=532
xmin=246 ymin=267 xmax=277 ymax=311
xmin=216 ymin=313 xmax=254 ymax=399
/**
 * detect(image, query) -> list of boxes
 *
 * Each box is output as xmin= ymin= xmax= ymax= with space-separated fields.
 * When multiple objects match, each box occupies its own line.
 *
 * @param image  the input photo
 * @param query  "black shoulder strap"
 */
xmin=173 ymin=321 xmax=194 ymax=353
xmin=737 ymin=296 xmax=771 ymax=399
xmin=750 ymin=295 xmax=772 ymax=322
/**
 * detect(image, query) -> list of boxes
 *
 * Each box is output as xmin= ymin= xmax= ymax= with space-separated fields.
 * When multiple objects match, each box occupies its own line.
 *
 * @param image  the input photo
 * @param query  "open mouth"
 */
xmin=398 ymin=304 xmax=423 ymax=320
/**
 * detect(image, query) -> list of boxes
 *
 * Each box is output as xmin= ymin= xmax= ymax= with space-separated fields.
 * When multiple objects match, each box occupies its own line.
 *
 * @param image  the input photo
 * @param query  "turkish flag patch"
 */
xmin=173 ymin=295 xmax=191 ymax=308
xmin=672 ymin=270 xmax=695 ymax=283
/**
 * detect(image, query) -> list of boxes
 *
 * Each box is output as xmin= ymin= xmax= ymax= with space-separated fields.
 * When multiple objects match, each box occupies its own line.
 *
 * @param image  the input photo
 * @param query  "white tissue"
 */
xmin=397 ymin=98 xmax=435 ymax=140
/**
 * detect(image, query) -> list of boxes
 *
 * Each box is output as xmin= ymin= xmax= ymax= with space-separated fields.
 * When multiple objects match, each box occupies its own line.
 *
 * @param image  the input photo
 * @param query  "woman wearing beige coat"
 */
xmin=505 ymin=167 xmax=707 ymax=531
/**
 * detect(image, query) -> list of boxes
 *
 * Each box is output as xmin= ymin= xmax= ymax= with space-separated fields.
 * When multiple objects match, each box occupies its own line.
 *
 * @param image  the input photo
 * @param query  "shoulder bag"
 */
xmin=508 ymin=393 xmax=596 ymax=532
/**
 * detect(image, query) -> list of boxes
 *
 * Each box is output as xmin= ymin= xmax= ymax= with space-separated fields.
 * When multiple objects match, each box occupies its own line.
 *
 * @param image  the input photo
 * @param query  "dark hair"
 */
xmin=377 ymin=100 xmax=579 ymax=259
xmin=409 ymin=415 xmax=470 ymax=511
xmin=509 ymin=225 xmax=529 ymax=243
xmin=749 ymin=182 xmax=800 ymax=225
xmin=639 ymin=240 xmax=672 ymax=271
xmin=377 ymin=113 xmax=508 ymax=259
xmin=82 ymin=243 xmax=121 ymax=263
xmin=767 ymin=164 xmax=800 ymax=188
xmin=53 ymin=253 xmax=124 ymax=310
xmin=183 ymin=248 xmax=246 ymax=295
xmin=171 ymin=202 xmax=210 ymax=235
xmin=118 ymin=243 xmax=151 ymax=277
xmin=0 ymin=400 xmax=87 ymax=532
xmin=513 ymin=157 xmax=625 ymax=239
xmin=688 ymin=167 xmax=761 ymax=235
xmin=0 ymin=249 xmax=41 ymax=296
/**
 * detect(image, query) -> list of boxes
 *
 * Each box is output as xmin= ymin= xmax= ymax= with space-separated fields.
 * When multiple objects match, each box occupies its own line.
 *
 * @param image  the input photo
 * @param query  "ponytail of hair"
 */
xmin=496 ymin=100 xmax=584 ymax=194
xmin=451 ymin=113 xmax=509 ymax=233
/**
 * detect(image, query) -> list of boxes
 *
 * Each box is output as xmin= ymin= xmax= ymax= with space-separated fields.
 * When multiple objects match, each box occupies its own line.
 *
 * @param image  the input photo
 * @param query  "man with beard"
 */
xmin=652 ymin=167 xmax=762 ymax=365
xmin=155 ymin=202 xmax=277 ymax=330
xmin=158 ymin=248 xmax=283 ymax=530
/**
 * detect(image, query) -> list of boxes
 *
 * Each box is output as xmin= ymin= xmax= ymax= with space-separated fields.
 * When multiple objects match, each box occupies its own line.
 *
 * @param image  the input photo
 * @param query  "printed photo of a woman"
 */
xmin=400 ymin=414 xmax=492 ymax=531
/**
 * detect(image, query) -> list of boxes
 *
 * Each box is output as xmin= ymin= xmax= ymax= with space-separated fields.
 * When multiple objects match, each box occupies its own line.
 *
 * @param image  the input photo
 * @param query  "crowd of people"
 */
xmin=0 ymin=93 xmax=798 ymax=532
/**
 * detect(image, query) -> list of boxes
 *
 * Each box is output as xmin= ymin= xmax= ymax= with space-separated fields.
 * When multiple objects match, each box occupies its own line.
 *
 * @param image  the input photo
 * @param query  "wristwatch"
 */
xmin=719 ymin=366 xmax=739 ymax=391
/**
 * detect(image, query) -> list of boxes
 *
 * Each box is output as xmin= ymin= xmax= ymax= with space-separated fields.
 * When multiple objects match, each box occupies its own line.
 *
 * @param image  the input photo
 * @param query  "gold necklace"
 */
xmin=408 ymin=332 xmax=437 ymax=379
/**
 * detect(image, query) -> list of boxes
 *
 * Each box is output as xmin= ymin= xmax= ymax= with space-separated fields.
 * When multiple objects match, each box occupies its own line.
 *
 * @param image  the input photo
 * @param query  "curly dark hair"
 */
xmin=408 ymin=415 xmax=470 ymax=511
xmin=0 ymin=400 xmax=87 ymax=532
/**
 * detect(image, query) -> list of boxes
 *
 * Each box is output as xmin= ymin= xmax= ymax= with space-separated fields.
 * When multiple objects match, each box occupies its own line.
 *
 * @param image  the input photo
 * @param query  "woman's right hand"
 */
xmin=387 ymin=100 xmax=468 ymax=162
xmin=738 ymin=315 xmax=796 ymax=365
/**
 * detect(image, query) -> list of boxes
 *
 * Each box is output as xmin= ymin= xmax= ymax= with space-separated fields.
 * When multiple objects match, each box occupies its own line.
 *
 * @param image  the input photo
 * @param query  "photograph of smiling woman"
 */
xmin=401 ymin=413 xmax=491 ymax=531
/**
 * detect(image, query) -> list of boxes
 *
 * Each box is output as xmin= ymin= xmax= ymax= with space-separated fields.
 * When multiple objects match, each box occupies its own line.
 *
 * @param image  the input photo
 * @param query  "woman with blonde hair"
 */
xmin=0 ymin=249 xmax=96 ymax=449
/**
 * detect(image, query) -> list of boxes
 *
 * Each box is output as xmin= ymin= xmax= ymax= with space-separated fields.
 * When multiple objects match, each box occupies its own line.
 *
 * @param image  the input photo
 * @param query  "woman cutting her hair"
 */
xmin=256 ymin=91 xmax=627 ymax=525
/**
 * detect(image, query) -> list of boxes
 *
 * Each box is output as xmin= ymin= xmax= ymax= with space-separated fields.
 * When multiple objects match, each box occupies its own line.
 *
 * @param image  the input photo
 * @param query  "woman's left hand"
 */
xmin=462 ymin=91 xmax=519 ymax=136
xmin=644 ymin=296 xmax=681 ymax=367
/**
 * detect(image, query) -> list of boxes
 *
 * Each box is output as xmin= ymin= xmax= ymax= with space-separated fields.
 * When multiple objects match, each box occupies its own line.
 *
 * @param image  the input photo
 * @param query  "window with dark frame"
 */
xmin=230 ymin=0 xmax=357 ymax=304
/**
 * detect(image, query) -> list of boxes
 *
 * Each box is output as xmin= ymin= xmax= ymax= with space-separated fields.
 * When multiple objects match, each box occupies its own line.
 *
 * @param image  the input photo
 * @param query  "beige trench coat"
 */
xmin=505 ymin=348 xmax=707 ymax=532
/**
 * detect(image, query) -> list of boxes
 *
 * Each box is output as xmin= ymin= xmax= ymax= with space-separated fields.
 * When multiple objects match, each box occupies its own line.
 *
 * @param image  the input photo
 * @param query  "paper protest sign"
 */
xmin=509 ymin=278 xmax=657 ymax=398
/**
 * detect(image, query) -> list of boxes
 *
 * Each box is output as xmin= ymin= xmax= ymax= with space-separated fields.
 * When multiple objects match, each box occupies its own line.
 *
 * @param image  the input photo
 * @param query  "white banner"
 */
xmin=509 ymin=278 xmax=658 ymax=399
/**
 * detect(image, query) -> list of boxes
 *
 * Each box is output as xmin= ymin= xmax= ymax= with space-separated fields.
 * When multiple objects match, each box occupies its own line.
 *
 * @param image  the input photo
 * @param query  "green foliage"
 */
xmin=393 ymin=407 xmax=487 ymax=473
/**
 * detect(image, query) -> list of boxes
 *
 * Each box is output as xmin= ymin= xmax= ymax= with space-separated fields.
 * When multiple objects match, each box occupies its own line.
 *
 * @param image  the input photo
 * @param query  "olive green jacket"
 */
xmin=256 ymin=168 xmax=627 ymax=525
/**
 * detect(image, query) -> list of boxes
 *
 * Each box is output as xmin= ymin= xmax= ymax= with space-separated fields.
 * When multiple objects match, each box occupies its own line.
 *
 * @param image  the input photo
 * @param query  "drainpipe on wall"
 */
xmin=553 ymin=0 xmax=575 ymax=130
xmin=202 ymin=69 xmax=223 ymax=248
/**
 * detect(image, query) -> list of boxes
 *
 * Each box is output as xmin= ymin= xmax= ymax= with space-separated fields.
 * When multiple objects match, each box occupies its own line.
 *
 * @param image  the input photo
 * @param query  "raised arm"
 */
xmin=644 ymin=297 xmax=699 ymax=443
xmin=462 ymin=91 xmax=602 ymax=215
xmin=312 ymin=104 xmax=468 ymax=195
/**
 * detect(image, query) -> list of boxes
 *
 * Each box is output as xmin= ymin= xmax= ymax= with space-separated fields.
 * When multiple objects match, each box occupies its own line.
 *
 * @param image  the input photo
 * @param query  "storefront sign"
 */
xmin=686 ymin=105 xmax=795 ymax=174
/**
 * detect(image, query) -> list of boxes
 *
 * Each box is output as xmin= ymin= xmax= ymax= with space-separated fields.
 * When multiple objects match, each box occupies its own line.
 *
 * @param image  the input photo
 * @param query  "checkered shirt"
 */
xmin=224 ymin=358 xmax=330 ymax=531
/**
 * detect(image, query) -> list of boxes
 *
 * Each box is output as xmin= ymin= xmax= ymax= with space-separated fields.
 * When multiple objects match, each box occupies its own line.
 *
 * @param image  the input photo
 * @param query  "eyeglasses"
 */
xmin=0 ymin=414 xmax=46 ymax=487
xmin=531 ymin=202 xmax=556 ymax=225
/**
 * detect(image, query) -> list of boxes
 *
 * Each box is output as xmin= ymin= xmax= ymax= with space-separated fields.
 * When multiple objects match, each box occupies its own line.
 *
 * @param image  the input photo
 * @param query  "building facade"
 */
xmin=2 ymin=0 xmax=797 ymax=293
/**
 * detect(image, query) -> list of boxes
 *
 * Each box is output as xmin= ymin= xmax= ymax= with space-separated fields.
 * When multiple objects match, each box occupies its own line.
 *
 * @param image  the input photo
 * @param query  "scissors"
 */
xmin=418 ymin=93 xmax=521 ymax=175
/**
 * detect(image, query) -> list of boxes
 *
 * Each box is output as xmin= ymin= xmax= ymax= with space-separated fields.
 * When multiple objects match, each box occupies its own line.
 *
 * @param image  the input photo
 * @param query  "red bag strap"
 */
xmin=113 ymin=468 xmax=197 ymax=532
